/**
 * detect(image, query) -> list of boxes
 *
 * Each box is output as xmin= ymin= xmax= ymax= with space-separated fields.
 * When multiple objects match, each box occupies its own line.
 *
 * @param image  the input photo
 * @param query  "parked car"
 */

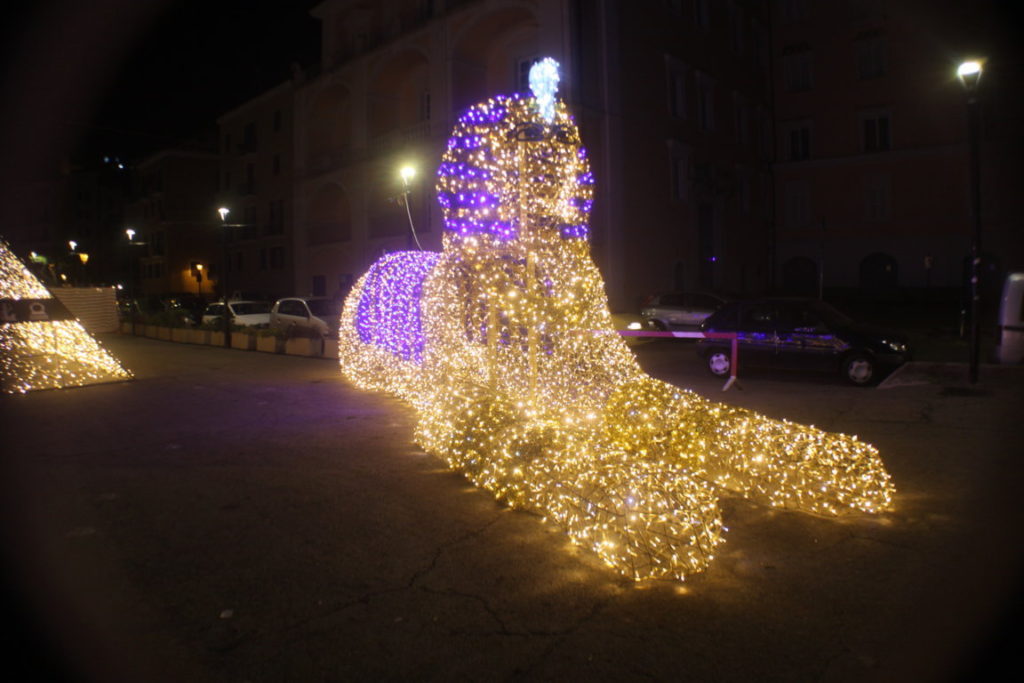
xmin=201 ymin=300 xmax=272 ymax=328
xmin=641 ymin=292 xmax=729 ymax=330
xmin=270 ymin=297 xmax=343 ymax=338
xmin=697 ymin=298 xmax=911 ymax=386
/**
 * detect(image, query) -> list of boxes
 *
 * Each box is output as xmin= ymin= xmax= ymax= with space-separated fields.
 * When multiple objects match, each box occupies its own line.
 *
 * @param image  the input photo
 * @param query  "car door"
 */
xmin=735 ymin=302 xmax=779 ymax=364
xmin=277 ymin=299 xmax=308 ymax=331
xmin=776 ymin=302 xmax=840 ymax=371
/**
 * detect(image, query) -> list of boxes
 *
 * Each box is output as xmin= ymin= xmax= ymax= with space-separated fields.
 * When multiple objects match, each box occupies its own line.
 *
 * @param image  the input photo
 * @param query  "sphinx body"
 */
xmin=338 ymin=71 xmax=894 ymax=581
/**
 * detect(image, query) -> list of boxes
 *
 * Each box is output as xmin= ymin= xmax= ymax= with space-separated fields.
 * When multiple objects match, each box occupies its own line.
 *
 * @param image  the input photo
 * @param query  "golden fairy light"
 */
xmin=338 ymin=59 xmax=894 ymax=581
xmin=0 ymin=240 xmax=132 ymax=393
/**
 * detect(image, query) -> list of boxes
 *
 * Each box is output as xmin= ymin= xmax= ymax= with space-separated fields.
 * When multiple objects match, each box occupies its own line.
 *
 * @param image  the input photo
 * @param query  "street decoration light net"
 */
xmin=0 ymin=240 xmax=132 ymax=393
xmin=338 ymin=60 xmax=894 ymax=581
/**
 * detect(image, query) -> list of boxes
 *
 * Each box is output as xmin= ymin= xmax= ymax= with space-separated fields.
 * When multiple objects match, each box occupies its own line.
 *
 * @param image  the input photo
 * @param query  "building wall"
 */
xmin=217 ymin=82 xmax=296 ymax=301
xmin=124 ymin=151 xmax=220 ymax=296
xmin=770 ymin=0 xmax=1019 ymax=293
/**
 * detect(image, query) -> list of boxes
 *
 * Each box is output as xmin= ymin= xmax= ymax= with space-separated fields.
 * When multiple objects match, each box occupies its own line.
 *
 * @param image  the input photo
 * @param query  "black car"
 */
xmin=697 ymin=298 xmax=910 ymax=386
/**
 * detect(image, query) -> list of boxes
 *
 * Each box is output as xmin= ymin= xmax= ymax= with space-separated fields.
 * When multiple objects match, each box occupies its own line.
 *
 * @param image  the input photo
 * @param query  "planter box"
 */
xmin=120 ymin=321 xmax=133 ymax=335
xmin=209 ymin=331 xmax=227 ymax=347
xmin=171 ymin=328 xmax=190 ymax=343
xmin=185 ymin=329 xmax=209 ymax=345
xmin=284 ymin=337 xmax=324 ymax=357
xmin=144 ymin=325 xmax=159 ymax=338
xmin=158 ymin=327 xmax=173 ymax=341
xmin=256 ymin=335 xmax=283 ymax=354
xmin=232 ymin=332 xmax=256 ymax=351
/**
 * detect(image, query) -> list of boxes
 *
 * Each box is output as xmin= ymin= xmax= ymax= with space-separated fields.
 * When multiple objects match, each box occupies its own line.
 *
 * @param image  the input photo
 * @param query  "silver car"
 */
xmin=201 ymin=300 xmax=272 ymax=328
xmin=640 ymin=292 xmax=728 ymax=331
xmin=270 ymin=297 xmax=343 ymax=338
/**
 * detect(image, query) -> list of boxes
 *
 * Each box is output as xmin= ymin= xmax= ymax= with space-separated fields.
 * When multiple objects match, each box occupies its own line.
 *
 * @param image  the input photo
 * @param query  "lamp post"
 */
xmin=125 ymin=228 xmax=146 ymax=335
xmin=218 ymin=207 xmax=231 ymax=348
xmin=399 ymin=164 xmax=422 ymax=249
xmin=957 ymin=59 xmax=983 ymax=384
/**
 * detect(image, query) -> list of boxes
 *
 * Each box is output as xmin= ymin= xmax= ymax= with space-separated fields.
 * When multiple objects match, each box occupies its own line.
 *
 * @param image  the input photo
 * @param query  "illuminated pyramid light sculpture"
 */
xmin=338 ymin=59 xmax=894 ymax=581
xmin=0 ymin=240 xmax=132 ymax=393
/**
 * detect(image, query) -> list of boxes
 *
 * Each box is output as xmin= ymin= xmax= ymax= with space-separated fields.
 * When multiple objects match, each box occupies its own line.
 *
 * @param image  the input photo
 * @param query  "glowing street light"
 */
xmin=398 ymin=164 xmax=422 ymax=250
xmin=68 ymin=240 xmax=77 ymax=252
xmin=125 ymin=228 xmax=136 ymax=242
xmin=218 ymin=207 xmax=232 ymax=348
xmin=957 ymin=58 xmax=984 ymax=383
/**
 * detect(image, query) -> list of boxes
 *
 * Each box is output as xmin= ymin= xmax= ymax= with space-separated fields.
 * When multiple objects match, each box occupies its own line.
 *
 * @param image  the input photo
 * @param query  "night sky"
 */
xmin=1 ymin=0 xmax=321 ymax=169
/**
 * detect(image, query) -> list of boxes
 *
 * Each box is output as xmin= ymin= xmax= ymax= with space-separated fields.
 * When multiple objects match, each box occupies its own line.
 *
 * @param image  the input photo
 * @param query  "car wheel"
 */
xmin=706 ymin=349 xmax=731 ymax=377
xmin=843 ymin=353 xmax=876 ymax=386
xmin=647 ymin=319 xmax=668 ymax=331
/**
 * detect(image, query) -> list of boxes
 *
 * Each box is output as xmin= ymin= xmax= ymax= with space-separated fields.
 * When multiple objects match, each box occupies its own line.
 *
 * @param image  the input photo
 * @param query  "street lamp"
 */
xmin=218 ymin=207 xmax=231 ymax=348
xmin=399 ymin=164 xmax=422 ymax=250
xmin=957 ymin=59 xmax=984 ymax=384
xmin=124 ymin=227 xmax=146 ymax=335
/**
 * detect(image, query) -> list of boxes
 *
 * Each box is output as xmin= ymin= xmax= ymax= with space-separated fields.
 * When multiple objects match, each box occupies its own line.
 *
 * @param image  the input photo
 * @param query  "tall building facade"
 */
xmin=123 ymin=150 xmax=220 ymax=296
xmin=771 ymin=0 xmax=1023 ymax=298
xmin=217 ymin=81 xmax=298 ymax=300
xmin=291 ymin=0 xmax=774 ymax=309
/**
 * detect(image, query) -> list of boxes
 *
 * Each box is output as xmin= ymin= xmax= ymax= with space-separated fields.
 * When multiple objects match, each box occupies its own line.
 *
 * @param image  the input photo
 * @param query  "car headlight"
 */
xmin=627 ymin=321 xmax=643 ymax=330
xmin=881 ymin=339 xmax=907 ymax=353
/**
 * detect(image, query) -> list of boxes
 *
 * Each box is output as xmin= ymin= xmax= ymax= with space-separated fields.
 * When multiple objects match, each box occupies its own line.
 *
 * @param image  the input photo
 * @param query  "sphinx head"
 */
xmin=436 ymin=59 xmax=594 ymax=252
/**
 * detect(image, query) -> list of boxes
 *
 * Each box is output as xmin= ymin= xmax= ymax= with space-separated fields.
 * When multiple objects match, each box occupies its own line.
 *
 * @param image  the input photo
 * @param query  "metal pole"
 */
xmin=222 ymin=223 xmax=231 ymax=348
xmin=967 ymin=96 xmax=982 ymax=383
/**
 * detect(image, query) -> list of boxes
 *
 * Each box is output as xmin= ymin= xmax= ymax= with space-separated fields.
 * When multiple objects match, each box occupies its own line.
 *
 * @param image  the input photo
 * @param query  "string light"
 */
xmin=1 ymin=240 xmax=132 ymax=393
xmin=337 ymin=60 xmax=894 ymax=581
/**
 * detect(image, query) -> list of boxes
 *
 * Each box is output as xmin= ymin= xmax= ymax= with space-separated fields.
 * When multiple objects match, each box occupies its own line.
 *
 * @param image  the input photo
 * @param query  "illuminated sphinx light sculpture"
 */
xmin=339 ymin=59 xmax=894 ymax=581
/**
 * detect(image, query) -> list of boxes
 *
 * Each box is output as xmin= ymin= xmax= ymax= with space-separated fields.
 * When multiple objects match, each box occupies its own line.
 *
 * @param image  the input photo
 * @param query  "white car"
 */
xmin=270 ymin=297 xmax=342 ymax=338
xmin=201 ymin=300 xmax=272 ymax=328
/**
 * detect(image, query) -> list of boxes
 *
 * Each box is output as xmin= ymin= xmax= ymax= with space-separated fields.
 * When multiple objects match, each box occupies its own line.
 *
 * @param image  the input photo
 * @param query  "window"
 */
xmin=784 ymin=179 xmax=811 ymax=229
xmin=259 ymin=248 xmax=267 ymax=271
xmin=733 ymin=93 xmax=748 ymax=144
xmin=268 ymin=199 xmax=284 ymax=235
xmin=856 ymin=34 xmax=887 ymax=79
xmin=312 ymin=275 xmax=326 ymax=297
xmin=864 ymin=174 xmax=891 ymax=221
xmin=696 ymin=72 xmax=715 ymax=131
xmin=784 ymin=120 xmax=812 ymax=160
xmin=273 ymin=109 xmax=282 ymax=132
xmin=242 ymin=122 xmax=257 ymax=150
xmin=728 ymin=2 xmax=743 ymax=54
xmin=669 ymin=146 xmax=689 ymax=202
xmin=272 ymin=154 xmax=280 ymax=176
xmin=420 ymin=90 xmax=431 ymax=121
xmin=862 ymin=111 xmax=891 ymax=151
xmin=694 ymin=0 xmax=710 ymax=30
xmin=245 ymin=163 xmax=255 ymax=194
xmin=736 ymin=167 xmax=751 ymax=214
xmin=782 ymin=0 xmax=808 ymax=22
xmin=667 ymin=64 xmax=687 ymax=119
xmin=783 ymin=45 xmax=813 ymax=92
xmin=270 ymin=246 xmax=285 ymax=270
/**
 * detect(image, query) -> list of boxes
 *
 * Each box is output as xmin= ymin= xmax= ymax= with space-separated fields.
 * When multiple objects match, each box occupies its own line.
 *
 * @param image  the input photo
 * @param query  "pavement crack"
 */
xmin=407 ymin=513 xmax=504 ymax=587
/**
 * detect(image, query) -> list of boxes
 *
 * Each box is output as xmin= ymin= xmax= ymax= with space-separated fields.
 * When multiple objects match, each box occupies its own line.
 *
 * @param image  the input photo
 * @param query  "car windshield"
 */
xmin=231 ymin=302 xmax=270 ymax=315
xmin=307 ymin=299 xmax=341 ymax=316
xmin=806 ymin=300 xmax=853 ymax=327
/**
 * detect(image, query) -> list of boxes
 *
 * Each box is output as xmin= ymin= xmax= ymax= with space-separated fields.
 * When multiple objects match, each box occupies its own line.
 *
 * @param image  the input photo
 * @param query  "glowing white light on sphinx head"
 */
xmin=529 ymin=57 xmax=560 ymax=123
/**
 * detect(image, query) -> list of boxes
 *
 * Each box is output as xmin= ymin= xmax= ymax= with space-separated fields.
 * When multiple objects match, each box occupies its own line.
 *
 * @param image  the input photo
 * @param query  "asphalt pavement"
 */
xmin=2 ymin=334 xmax=1022 ymax=682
